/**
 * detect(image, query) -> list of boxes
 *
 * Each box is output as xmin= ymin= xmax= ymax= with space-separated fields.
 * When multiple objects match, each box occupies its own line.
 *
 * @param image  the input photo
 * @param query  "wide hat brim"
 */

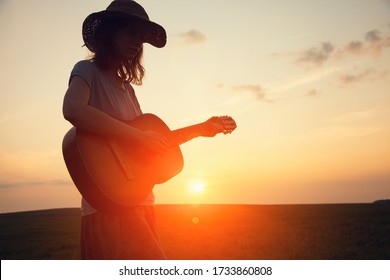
xmin=82 ymin=2 xmax=166 ymax=52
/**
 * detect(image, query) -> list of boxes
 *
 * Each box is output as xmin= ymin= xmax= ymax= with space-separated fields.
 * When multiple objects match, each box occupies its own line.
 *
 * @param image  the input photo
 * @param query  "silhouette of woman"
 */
xmin=63 ymin=0 xmax=236 ymax=259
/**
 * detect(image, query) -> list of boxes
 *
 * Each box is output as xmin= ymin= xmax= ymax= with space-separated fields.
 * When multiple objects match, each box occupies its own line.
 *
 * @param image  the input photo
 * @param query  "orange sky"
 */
xmin=0 ymin=0 xmax=389 ymax=213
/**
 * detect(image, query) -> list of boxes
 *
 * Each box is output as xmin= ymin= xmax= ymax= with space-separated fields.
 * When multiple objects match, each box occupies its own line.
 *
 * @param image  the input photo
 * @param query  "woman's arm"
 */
xmin=63 ymin=76 xmax=168 ymax=154
xmin=168 ymin=116 xmax=237 ymax=146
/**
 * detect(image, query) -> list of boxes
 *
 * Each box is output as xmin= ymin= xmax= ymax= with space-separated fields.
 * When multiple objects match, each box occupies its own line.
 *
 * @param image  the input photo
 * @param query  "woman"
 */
xmin=63 ymin=0 xmax=235 ymax=260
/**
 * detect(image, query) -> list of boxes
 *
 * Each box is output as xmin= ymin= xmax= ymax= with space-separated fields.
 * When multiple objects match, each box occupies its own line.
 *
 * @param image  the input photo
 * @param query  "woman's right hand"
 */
xmin=133 ymin=130 xmax=169 ymax=156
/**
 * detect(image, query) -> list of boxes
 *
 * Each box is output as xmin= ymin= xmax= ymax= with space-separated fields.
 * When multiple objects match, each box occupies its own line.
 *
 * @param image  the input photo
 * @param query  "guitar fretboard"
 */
xmin=168 ymin=123 xmax=203 ymax=146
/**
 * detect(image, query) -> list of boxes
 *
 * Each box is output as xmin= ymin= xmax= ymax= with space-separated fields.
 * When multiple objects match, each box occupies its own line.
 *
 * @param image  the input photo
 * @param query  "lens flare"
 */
xmin=192 ymin=216 xmax=199 ymax=224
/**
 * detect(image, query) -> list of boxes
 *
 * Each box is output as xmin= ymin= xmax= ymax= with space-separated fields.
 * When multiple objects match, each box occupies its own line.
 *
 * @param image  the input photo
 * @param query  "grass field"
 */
xmin=1 ymin=204 xmax=389 ymax=260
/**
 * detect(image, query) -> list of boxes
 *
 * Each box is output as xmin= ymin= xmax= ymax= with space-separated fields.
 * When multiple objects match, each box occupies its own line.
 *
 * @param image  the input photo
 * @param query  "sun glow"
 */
xmin=189 ymin=179 xmax=206 ymax=194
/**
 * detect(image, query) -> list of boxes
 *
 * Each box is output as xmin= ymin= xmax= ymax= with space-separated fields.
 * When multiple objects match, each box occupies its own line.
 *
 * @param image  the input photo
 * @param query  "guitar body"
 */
xmin=62 ymin=114 xmax=184 ymax=214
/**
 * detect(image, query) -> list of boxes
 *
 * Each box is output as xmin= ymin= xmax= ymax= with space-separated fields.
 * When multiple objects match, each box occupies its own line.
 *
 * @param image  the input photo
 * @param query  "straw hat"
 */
xmin=82 ymin=0 xmax=166 ymax=52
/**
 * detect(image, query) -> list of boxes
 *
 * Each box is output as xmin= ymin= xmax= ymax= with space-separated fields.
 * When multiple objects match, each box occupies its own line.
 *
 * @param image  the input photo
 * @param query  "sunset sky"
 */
xmin=0 ymin=0 xmax=389 ymax=213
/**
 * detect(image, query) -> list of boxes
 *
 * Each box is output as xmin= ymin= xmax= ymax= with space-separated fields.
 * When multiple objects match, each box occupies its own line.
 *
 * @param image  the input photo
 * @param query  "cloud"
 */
xmin=338 ymin=69 xmax=373 ymax=85
xmin=218 ymin=83 xmax=273 ymax=103
xmin=177 ymin=29 xmax=207 ymax=44
xmin=344 ymin=41 xmax=364 ymax=54
xmin=338 ymin=68 xmax=389 ymax=85
xmin=306 ymin=89 xmax=320 ymax=97
xmin=296 ymin=42 xmax=335 ymax=66
xmin=271 ymin=66 xmax=341 ymax=94
xmin=0 ymin=179 xmax=72 ymax=189
xmin=338 ymin=29 xmax=390 ymax=58
xmin=230 ymin=84 xmax=270 ymax=102
xmin=365 ymin=30 xmax=381 ymax=43
xmin=292 ymin=29 xmax=390 ymax=68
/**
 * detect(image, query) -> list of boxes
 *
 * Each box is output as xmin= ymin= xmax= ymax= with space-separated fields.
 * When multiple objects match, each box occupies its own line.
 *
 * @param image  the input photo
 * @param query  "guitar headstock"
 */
xmin=213 ymin=116 xmax=237 ymax=135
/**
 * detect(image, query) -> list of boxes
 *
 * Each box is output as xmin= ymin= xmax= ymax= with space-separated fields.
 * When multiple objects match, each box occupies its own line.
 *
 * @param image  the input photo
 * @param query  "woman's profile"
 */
xmin=62 ymin=0 xmax=236 ymax=260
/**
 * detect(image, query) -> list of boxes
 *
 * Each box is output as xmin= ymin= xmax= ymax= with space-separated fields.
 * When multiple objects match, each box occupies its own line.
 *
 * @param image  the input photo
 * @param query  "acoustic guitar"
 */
xmin=62 ymin=113 xmax=236 ymax=213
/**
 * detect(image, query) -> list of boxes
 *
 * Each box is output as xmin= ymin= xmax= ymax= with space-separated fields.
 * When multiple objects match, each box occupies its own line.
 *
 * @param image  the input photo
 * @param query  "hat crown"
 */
xmin=106 ymin=0 xmax=149 ymax=21
xmin=82 ymin=0 xmax=166 ymax=51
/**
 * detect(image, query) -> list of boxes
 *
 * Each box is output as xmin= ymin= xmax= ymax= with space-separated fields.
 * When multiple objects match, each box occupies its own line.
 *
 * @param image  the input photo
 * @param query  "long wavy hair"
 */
xmin=91 ymin=18 xmax=145 ymax=85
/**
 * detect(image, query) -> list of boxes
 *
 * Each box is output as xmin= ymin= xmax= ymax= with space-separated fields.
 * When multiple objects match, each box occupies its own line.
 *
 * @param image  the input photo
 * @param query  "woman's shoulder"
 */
xmin=72 ymin=59 xmax=96 ymax=72
xmin=69 ymin=60 xmax=97 ymax=87
xmin=71 ymin=60 xmax=99 ymax=79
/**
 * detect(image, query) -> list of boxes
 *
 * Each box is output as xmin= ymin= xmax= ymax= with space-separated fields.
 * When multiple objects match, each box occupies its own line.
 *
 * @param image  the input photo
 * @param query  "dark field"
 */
xmin=1 ymin=204 xmax=389 ymax=260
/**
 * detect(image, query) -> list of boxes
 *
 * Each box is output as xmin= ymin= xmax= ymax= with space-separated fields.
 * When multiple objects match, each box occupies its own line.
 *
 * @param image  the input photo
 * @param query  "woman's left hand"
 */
xmin=200 ymin=116 xmax=237 ymax=137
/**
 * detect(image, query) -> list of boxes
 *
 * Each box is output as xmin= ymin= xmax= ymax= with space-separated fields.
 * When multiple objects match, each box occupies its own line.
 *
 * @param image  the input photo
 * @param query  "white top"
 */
xmin=70 ymin=60 xmax=155 ymax=216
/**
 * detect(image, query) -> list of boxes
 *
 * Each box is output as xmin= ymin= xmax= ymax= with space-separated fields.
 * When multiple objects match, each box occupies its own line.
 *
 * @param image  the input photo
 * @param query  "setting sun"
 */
xmin=189 ymin=179 xmax=206 ymax=194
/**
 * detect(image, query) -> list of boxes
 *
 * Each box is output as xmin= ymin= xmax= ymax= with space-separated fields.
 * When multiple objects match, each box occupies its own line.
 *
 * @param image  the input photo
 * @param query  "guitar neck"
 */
xmin=168 ymin=123 xmax=204 ymax=146
xmin=166 ymin=116 xmax=236 ymax=146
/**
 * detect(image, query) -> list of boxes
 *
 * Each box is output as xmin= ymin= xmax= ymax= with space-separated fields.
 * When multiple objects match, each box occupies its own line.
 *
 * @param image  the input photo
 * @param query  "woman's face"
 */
xmin=113 ymin=22 xmax=145 ymax=61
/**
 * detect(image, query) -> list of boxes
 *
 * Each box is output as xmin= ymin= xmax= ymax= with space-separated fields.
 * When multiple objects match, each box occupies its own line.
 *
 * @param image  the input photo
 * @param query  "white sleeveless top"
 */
xmin=70 ymin=60 xmax=155 ymax=216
